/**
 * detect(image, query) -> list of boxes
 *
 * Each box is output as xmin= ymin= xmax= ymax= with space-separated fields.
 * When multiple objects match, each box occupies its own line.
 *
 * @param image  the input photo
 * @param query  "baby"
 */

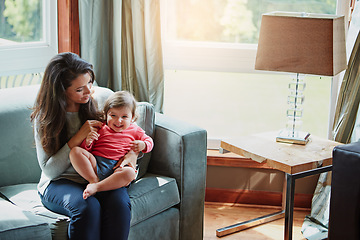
xmin=70 ymin=91 xmax=153 ymax=199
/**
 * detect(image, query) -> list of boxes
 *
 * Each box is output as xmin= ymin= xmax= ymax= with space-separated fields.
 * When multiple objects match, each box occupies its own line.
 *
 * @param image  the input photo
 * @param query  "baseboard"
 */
xmin=205 ymin=188 xmax=312 ymax=209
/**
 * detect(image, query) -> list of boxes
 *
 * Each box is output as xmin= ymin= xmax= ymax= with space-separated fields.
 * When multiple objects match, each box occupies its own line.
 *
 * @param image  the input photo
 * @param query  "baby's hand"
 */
xmin=130 ymin=140 xmax=146 ymax=153
xmin=86 ymin=131 xmax=99 ymax=147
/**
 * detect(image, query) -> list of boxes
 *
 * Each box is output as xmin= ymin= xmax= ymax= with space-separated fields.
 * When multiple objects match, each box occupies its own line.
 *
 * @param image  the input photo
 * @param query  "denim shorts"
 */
xmin=94 ymin=155 xmax=118 ymax=181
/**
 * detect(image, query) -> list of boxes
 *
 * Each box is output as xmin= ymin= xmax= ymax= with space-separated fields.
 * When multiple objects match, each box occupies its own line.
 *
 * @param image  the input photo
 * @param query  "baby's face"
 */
xmin=106 ymin=106 xmax=133 ymax=132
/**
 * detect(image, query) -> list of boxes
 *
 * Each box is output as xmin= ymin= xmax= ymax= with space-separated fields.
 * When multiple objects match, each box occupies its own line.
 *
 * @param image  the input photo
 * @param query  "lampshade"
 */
xmin=255 ymin=12 xmax=347 ymax=76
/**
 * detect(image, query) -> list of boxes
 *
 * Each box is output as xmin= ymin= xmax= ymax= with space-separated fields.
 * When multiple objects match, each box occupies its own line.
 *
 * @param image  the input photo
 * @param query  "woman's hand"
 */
xmin=67 ymin=120 xmax=102 ymax=149
xmin=113 ymin=150 xmax=138 ymax=170
xmin=85 ymin=130 xmax=100 ymax=147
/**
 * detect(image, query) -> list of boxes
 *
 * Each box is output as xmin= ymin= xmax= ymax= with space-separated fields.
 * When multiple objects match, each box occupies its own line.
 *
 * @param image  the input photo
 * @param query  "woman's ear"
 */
xmin=90 ymin=87 xmax=95 ymax=96
xmin=132 ymin=112 xmax=138 ymax=123
xmin=103 ymin=111 xmax=108 ymax=122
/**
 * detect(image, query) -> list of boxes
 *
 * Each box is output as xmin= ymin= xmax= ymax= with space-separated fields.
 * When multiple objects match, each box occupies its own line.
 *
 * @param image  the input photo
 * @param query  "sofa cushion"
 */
xmin=0 ymin=184 xmax=69 ymax=240
xmin=128 ymin=173 xmax=180 ymax=226
xmin=0 ymin=173 xmax=180 ymax=231
xmin=129 ymin=207 xmax=180 ymax=240
xmin=0 ymin=197 xmax=51 ymax=240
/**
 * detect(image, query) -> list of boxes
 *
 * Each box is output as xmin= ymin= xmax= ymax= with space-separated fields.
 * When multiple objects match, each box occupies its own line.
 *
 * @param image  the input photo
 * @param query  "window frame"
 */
xmin=0 ymin=0 xmax=58 ymax=76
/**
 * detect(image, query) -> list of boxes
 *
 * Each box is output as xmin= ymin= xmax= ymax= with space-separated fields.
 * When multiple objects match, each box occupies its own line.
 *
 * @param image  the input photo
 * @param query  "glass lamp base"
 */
xmin=276 ymin=129 xmax=310 ymax=145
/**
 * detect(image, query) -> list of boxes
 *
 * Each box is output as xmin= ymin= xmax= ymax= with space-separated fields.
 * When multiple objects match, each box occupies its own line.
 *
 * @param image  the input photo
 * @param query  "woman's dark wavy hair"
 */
xmin=31 ymin=52 xmax=101 ymax=155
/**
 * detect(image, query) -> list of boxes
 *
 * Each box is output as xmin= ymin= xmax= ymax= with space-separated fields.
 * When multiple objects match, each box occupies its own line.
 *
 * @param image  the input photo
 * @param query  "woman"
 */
xmin=31 ymin=52 xmax=137 ymax=240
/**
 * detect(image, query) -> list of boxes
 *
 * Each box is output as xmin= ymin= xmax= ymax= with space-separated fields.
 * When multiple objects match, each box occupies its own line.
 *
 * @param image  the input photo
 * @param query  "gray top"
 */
xmin=35 ymin=112 xmax=87 ymax=195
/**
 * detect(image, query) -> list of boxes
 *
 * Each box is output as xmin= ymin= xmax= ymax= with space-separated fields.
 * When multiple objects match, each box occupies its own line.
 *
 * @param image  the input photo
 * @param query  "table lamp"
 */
xmin=255 ymin=11 xmax=347 ymax=144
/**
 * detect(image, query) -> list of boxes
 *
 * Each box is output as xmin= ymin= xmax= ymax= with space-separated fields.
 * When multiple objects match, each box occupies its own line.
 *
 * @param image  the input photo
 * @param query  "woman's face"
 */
xmin=65 ymin=73 xmax=92 ymax=112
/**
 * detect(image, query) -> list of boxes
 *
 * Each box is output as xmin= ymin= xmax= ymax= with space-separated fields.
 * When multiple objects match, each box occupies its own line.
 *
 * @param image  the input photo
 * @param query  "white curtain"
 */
xmin=78 ymin=0 xmax=164 ymax=112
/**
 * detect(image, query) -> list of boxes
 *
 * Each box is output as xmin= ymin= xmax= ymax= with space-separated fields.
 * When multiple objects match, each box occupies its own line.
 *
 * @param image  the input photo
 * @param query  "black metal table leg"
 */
xmin=284 ymin=165 xmax=332 ymax=240
xmin=284 ymin=173 xmax=296 ymax=240
xmin=216 ymin=165 xmax=333 ymax=239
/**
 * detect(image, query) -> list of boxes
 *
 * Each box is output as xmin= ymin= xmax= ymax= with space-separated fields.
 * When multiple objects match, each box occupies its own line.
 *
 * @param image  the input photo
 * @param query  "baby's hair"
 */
xmin=103 ymin=91 xmax=138 ymax=122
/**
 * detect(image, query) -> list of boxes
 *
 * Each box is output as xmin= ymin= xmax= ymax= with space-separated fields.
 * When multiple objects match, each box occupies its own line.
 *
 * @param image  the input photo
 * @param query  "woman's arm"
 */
xmin=117 ymin=150 xmax=139 ymax=170
xmin=34 ymin=120 xmax=72 ymax=179
xmin=34 ymin=119 xmax=102 ymax=179
xmin=67 ymin=120 xmax=102 ymax=149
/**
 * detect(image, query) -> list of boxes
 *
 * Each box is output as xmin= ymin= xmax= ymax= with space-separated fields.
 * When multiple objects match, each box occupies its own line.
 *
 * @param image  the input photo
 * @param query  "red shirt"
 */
xmin=81 ymin=123 xmax=153 ymax=161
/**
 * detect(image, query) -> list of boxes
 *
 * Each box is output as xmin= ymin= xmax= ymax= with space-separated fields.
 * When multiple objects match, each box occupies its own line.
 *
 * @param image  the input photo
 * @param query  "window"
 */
xmin=161 ymin=0 xmax=338 ymax=145
xmin=0 ymin=0 xmax=57 ymax=77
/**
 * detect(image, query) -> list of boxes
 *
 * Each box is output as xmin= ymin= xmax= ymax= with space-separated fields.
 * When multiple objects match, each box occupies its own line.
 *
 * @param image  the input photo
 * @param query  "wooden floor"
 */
xmin=204 ymin=202 xmax=310 ymax=240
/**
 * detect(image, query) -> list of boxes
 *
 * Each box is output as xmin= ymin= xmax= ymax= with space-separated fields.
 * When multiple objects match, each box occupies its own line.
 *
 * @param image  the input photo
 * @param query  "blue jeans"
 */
xmin=40 ymin=179 xmax=131 ymax=240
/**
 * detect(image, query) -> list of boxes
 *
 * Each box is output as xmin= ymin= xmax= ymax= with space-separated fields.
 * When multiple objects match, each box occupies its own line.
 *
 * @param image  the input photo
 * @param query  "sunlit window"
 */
xmin=164 ymin=0 xmax=336 ymax=44
xmin=0 ymin=0 xmax=43 ymax=44
xmin=161 ymin=0 xmax=337 ymax=144
xmin=0 ymin=0 xmax=57 ymax=77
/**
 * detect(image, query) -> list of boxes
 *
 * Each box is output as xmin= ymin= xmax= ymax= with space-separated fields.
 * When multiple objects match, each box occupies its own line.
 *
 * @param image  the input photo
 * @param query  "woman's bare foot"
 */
xmin=83 ymin=183 xmax=98 ymax=199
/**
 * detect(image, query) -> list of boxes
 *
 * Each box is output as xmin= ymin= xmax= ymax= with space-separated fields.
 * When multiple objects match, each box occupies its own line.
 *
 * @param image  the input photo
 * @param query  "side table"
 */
xmin=216 ymin=132 xmax=341 ymax=240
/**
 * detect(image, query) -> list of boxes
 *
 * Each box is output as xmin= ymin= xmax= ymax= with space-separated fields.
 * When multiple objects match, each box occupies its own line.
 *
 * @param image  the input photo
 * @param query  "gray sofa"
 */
xmin=0 ymin=85 xmax=207 ymax=240
xmin=329 ymin=142 xmax=360 ymax=239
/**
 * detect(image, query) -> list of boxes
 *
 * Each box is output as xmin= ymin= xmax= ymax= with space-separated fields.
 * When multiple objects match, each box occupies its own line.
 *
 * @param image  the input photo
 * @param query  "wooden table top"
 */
xmin=220 ymin=132 xmax=342 ymax=174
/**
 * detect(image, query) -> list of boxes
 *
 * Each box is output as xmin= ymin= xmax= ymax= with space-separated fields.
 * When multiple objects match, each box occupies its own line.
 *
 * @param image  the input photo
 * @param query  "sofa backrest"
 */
xmin=134 ymin=102 xmax=155 ymax=179
xmin=0 ymin=85 xmax=41 ymax=187
xmin=0 ymin=85 xmax=155 ymax=187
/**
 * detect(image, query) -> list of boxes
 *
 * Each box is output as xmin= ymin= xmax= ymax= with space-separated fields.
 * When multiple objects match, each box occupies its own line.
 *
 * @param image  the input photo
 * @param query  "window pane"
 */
xmin=164 ymin=70 xmax=331 ymax=140
xmin=0 ymin=0 xmax=56 ymax=77
xmin=161 ymin=0 xmax=337 ymax=142
xmin=165 ymin=0 xmax=337 ymax=44
xmin=0 ymin=0 xmax=43 ymax=45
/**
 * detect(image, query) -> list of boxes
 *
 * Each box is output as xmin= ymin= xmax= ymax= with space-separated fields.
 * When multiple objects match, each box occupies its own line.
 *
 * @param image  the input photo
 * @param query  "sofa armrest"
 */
xmin=329 ymin=142 xmax=360 ymax=239
xmin=148 ymin=113 xmax=207 ymax=240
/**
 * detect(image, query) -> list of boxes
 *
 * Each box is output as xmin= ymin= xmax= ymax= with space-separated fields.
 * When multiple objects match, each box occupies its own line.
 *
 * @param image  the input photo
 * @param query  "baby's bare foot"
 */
xmin=83 ymin=183 xmax=98 ymax=199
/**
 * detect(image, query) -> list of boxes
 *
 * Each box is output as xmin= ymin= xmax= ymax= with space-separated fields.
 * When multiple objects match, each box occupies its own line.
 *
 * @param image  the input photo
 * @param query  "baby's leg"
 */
xmin=109 ymin=166 xmax=137 ymax=188
xmin=83 ymin=166 xmax=136 ymax=199
xmin=69 ymin=146 xmax=99 ymax=184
